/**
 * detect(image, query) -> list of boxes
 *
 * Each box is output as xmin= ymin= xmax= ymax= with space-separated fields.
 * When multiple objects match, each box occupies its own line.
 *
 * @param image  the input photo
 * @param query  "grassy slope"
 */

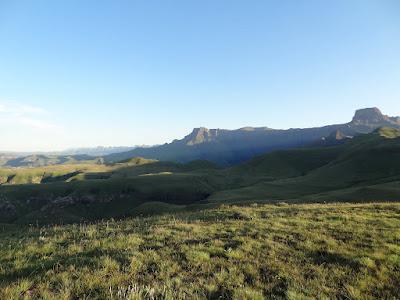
xmin=0 ymin=164 xmax=109 ymax=185
xmin=209 ymin=129 xmax=400 ymax=203
xmin=1 ymin=128 xmax=400 ymax=224
xmin=0 ymin=202 xmax=399 ymax=299
xmin=0 ymin=157 xmax=160 ymax=185
xmin=1 ymin=174 xmax=216 ymax=224
xmin=228 ymin=146 xmax=343 ymax=179
xmin=0 ymin=158 xmax=219 ymax=185
xmin=1 ymin=154 xmax=99 ymax=168
xmin=0 ymin=158 xmax=222 ymax=224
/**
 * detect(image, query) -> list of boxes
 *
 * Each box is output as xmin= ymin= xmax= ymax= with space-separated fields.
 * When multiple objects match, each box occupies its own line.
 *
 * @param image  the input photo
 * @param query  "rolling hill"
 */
xmin=209 ymin=127 xmax=400 ymax=203
xmin=2 ymin=154 xmax=99 ymax=168
xmin=0 ymin=127 xmax=399 ymax=224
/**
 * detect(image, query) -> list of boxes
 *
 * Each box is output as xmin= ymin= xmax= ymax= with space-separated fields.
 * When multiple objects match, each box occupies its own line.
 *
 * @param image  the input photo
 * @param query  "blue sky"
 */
xmin=0 ymin=0 xmax=399 ymax=151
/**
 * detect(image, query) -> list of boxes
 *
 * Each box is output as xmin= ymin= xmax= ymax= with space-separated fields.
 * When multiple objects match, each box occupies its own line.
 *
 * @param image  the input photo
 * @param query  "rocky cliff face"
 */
xmin=350 ymin=107 xmax=400 ymax=131
xmin=352 ymin=107 xmax=386 ymax=124
xmin=184 ymin=127 xmax=220 ymax=145
xmin=182 ymin=108 xmax=400 ymax=147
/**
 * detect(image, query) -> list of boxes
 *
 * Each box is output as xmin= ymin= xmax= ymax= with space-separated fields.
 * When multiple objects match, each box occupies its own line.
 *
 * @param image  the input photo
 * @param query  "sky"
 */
xmin=0 ymin=0 xmax=399 ymax=151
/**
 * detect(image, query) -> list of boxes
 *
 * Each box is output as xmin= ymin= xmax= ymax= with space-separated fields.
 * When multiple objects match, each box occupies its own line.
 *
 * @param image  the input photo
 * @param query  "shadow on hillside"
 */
xmin=0 ymin=248 xmax=130 ymax=283
xmin=308 ymin=250 xmax=360 ymax=269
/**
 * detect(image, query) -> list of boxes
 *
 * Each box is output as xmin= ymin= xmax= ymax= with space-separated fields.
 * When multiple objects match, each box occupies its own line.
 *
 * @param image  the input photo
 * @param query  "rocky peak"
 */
xmin=184 ymin=127 xmax=219 ymax=145
xmin=351 ymin=107 xmax=387 ymax=125
xmin=350 ymin=107 xmax=400 ymax=131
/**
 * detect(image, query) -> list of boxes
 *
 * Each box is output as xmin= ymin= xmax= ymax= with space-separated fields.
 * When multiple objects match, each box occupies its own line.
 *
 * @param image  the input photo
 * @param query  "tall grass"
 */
xmin=1 ymin=202 xmax=399 ymax=299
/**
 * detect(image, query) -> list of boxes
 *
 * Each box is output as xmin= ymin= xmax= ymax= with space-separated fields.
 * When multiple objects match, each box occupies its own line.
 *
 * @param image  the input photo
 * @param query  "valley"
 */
xmin=1 ymin=126 xmax=399 ymax=225
xmin=0 ymin=109 xmax=399 ymax=299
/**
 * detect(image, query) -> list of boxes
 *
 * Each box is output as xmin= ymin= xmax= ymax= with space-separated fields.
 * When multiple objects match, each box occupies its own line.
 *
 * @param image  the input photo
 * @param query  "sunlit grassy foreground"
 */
xmin=1 ymin=202 xmax=399 ymax=299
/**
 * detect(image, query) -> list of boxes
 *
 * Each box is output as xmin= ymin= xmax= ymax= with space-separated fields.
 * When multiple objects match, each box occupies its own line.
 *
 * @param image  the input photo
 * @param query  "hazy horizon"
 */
xmin=1 ymin=1 xmax=399 ymax=151
xmin=0 ymin=106 xmax=398 ymax=153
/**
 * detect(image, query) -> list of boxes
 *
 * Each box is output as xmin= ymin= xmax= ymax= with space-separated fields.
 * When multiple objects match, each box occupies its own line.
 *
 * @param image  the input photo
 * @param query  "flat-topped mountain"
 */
xmin=105 ymin=107 xmax=400 ymax=165
xmin=351 ymin=107 xmax=400 ymax=131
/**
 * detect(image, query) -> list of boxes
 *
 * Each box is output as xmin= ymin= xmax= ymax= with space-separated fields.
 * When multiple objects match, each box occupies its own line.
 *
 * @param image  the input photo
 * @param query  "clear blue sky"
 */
xmin=0 ymin=0 xmax=399 ymax=151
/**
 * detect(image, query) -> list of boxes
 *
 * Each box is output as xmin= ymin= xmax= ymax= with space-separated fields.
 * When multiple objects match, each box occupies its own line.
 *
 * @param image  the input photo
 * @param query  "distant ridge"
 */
xmin=58 ymin=146 xmax=139 ymax=156
xmin=3 ymin=154 xmax=97 ymax=168
xmin=105 ymin=107 xmax=400 ymax=165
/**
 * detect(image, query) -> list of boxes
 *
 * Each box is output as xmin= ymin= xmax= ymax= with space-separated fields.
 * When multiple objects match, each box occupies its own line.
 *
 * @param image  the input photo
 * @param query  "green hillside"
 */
xmin=1 ymin=203 xmax=399 ymax=299
xmin=2 ymin=154 xmax=99 ymax=168
xmin=0 ymin=164 xmax=108 ymax=185
xmin=0 ymin=156 xmax=225 ymax=224
xmin=228 ymin=146 xmax=343 ymax=179
xmin=210 ymin=128 xmax=400 ymax=203
xmin=0 ymin=129 xmax=399 ymax=224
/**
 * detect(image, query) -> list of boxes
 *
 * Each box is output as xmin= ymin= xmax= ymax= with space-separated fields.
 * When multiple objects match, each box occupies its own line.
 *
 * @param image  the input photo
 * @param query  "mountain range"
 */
xmin=104 ymin=107 xmax=400 ymax=165
xmin=1 ymin=107 xmax=399 ymax=168
xmin=1 ymin=126 xmax=400 ymax=224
